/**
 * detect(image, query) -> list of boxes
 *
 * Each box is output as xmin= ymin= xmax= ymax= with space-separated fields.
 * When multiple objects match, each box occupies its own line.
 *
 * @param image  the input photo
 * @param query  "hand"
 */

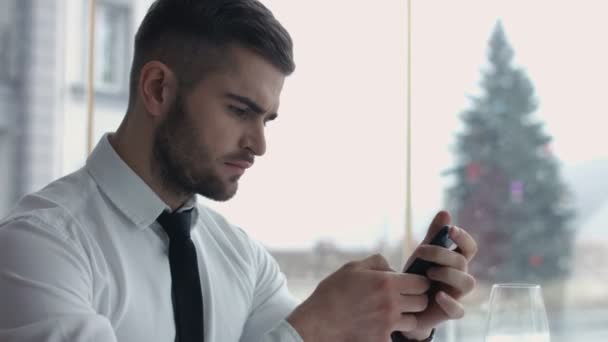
xmin=287 ymin=254 xmax=431 ymax=342
xmin=400 ymin=211 xmax=478 ymax=340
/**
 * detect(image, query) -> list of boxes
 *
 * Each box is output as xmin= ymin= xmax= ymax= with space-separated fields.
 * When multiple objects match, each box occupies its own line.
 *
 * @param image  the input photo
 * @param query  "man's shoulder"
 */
xmin=195 ymin=202 xmax=268 ymax=260
xmin=196 ymin=203 xmax=251 ymax=241
xmin=0 ymin=167 xmax=97 ymax=236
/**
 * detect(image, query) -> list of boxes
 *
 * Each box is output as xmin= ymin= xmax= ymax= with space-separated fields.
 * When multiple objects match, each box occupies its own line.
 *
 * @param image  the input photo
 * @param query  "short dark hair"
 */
xmin=128 ymin=0 xmax=295 ymax=108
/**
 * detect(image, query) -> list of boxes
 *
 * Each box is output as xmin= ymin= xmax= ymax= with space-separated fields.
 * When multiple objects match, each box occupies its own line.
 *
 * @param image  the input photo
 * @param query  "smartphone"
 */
xmin=391 ymin=226 xmax=457 ymax=341
xmin=404 ymin=225 xmax=456 ymax=275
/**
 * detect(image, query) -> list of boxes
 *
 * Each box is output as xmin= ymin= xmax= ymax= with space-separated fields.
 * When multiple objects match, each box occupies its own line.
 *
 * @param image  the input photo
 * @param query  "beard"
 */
xmin=152 ymin=95 xmax=238 ymax=202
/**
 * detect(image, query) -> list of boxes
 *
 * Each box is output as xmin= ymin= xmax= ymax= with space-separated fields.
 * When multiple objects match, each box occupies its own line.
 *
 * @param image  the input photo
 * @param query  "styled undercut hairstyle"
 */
xmin=127 ymin=0 xmax=295 ymax=108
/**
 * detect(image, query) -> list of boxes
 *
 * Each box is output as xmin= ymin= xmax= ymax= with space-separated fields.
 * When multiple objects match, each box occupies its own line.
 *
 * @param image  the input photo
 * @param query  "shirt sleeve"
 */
xmin=238 ymin=236 xmax=303 ymax=342
xmin=261 ymin=320 xmax=303 ymax=342
xmin=0 ymin=216 xmax=117 ymax=342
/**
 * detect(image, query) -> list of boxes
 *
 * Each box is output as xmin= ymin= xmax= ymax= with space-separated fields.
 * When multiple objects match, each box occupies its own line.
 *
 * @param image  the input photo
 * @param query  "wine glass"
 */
xmin=484 ymin=283 xmax=550 ymax=342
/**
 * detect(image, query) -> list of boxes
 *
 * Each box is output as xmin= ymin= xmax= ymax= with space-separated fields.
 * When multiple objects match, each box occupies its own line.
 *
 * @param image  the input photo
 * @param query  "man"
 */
xmin=0 ymin=0 xmax=477 ymax=341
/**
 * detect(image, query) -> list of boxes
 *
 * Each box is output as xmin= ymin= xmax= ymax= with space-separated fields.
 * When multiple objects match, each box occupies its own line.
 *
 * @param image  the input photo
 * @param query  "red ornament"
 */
xmin=529 ymin=255 xmax=543 ymax=267
xmin=466 ymin=162 xmax=481 ymax=183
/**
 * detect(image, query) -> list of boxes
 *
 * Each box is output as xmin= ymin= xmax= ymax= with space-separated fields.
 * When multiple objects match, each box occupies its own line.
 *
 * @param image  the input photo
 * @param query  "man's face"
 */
xmin=153 ymin=45 xmax=285 ymax=201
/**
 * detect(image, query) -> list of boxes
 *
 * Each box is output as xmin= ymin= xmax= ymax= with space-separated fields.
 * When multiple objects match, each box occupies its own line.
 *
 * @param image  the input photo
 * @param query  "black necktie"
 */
xmin=157 ymin=209 xmax=204 ymax=342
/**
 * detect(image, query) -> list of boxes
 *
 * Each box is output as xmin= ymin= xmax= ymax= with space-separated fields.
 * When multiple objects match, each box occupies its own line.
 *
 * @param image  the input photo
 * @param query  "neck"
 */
xmin=109 ymin=115 xmax=190 ymax=211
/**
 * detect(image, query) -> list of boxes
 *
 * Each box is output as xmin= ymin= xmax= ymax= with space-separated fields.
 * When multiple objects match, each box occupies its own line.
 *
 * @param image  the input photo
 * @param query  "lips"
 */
xmin=224 ymin=160 xmax=254 ymax=170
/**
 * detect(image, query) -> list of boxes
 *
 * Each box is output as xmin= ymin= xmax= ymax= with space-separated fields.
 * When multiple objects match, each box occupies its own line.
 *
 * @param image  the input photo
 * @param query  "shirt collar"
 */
xmin=85 ymin=133 xmax=198 ymax=230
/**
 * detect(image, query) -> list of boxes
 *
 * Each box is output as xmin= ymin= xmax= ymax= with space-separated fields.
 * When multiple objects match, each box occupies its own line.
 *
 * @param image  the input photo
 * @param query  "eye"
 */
xmin=228 ymin=105 xmax=250 ymax=118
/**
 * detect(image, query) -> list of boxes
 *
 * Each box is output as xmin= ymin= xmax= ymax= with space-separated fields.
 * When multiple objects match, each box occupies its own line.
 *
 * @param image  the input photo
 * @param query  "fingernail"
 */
xmin=451 ymin=226 xmax=460 ymax=236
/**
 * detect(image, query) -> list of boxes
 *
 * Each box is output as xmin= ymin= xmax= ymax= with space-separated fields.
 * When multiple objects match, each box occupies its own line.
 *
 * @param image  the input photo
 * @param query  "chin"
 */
xmin=222 ymin=185 xmax=238 ymax=201
xmin=212 ymin=191 xmax=237 ymax=202
xmin=201 ymin=182 xmax=238 ymax=202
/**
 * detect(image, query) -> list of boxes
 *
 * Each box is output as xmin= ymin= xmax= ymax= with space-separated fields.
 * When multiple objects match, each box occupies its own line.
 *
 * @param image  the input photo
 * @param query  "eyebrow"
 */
xmin=225 ymin=92 xmax=278 ymax=121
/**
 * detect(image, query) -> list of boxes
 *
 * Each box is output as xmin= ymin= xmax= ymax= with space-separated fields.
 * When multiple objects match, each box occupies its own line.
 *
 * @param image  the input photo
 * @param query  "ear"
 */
xmin=138 ymin=61 xmax=178 ymax=119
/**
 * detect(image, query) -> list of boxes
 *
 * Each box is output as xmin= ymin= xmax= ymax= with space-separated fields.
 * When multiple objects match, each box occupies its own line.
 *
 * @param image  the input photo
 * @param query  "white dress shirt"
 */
xmin=0 ymin=134 xmax=304 ymax=342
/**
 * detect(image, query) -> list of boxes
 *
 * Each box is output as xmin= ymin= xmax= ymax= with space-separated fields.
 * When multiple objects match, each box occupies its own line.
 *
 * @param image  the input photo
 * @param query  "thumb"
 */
xmin=357 ymin=253 xmax=393 ymax=272
xmin=422 ymin=210 xmax=451 ymax=244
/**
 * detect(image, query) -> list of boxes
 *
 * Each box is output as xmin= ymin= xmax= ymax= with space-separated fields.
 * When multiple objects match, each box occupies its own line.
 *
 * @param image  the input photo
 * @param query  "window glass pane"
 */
xmin=60 ymin=0 xmax=410 ymax=311
xmin=95 ymin=2 xmax=129 ymax=91
xmin=61 ymin=1 xmax=139 ymax=174
xmin=412 ymin=1 xmax=608 ymax=341
xmin=202 ymin=0 xmax=409 ymax=300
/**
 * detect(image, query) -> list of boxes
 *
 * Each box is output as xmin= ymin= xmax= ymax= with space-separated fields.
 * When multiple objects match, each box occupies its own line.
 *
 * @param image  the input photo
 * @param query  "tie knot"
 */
xmin=157 ymin=209 xmax=193 ymax=240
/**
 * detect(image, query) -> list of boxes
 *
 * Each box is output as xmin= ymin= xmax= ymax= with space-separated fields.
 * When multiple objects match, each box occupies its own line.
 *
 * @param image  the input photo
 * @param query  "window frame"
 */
xmin=0 ymin=0 xmax=19 ymax=83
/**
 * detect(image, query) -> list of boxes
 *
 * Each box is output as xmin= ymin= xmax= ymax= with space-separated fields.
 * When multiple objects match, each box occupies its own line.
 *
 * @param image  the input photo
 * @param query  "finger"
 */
xmin=393 ymin=313 xmax=417 ymax=332
xmin=398 ymin=294 xmax=428 ymax=313
xmin=414 ymin=245 xmax=468 ymax=271
xmin=356 ymin=253 xmax=392 ymax=271
xmin=449 ymin=226 xmax=478 ymax=261
xmin=403 ymin=211 xmax=452 ymax=269
xmin=422 ymin=211 xmax=451 ymax=244
xmin=435 ymin=291 xmax=465 ymax=319
xmin=394 ymin=273 xmax=430 ymax=295
xmin=427 ymin=267 xmax=476 ymax=297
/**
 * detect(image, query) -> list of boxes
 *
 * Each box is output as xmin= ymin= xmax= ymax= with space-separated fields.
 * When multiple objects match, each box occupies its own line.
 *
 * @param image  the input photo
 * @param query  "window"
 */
xmin=0 ymin=0 xmax=18 ymax=82
xmin=412 ymin=1 xmax=608 ymax=341
xmin=94 ymin=1 xmax=130 ymax=93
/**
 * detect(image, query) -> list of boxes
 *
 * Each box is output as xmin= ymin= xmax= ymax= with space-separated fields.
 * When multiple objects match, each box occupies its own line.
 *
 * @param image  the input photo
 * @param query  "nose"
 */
xmin=241 ymin=122 xmax=266 ymax=156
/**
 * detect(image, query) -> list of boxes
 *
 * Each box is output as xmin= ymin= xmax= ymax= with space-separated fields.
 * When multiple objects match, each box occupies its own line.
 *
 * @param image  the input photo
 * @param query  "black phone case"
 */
xmin=390 ymin=225 xmax=455 ymax=341
xmin=404 ymin=225 xmax=455 ymax=275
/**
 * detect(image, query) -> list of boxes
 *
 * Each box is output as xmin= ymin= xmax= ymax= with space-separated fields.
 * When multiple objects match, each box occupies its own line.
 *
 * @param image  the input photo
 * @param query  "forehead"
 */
xmin=194 ymin=44 xmax=286 ymax=111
